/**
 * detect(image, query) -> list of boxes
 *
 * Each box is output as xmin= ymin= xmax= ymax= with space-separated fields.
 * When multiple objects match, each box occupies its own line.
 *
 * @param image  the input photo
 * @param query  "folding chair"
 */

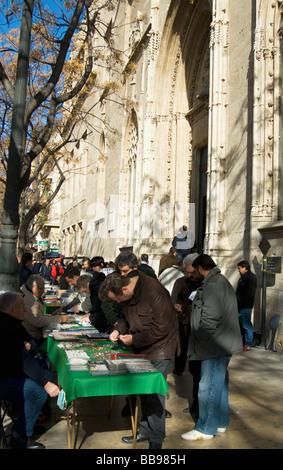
xmin=0 ymin=400 xmax=17 ymax=449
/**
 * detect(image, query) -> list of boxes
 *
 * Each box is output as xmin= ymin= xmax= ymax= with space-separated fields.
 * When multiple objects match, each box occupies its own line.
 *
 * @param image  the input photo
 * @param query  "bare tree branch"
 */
xmin=0 ymin=61 xmax=15 ymax=101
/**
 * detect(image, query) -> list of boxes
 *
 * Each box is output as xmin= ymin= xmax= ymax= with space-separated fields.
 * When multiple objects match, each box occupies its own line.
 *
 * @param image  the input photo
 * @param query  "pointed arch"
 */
xmin=151 ymin=0 xmax=211 ymax=250
xmin=119 ymin=107 xmax=139 ymax=244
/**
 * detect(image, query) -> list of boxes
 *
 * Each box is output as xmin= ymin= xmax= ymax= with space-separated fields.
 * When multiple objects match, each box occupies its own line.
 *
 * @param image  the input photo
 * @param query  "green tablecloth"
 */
xmin=44 ymin=304 xmax=61 ymax=315
xmin=46 ymin=337 xmax=169 ymax=404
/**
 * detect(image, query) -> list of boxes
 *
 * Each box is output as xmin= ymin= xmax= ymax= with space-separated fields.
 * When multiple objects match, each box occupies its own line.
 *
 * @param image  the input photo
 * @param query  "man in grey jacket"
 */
xmin=181 ymin=254 xmax=242 ymax=441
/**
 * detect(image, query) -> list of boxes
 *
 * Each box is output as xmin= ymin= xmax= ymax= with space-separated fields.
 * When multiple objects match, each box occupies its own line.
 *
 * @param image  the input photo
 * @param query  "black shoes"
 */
xmin=183 ymin=405 xmax=199 ymax=418
xmin=122 ymin=433 xmax=162 ymax=449
xmin=165 ymin=409 xmax=172 ymax=418
xmin=10 ymin=435 xmax=45 ymax=449
xmin=183 ymin=406 xmax=191 ymax=413
xmin=122 ymin=433 xmax=164 ymax=449
xmin=122 ymin=431 xmax=148 ymax=444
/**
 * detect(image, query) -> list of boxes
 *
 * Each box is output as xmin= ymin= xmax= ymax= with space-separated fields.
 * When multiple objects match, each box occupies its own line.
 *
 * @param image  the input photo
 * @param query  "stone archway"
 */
xmin=118 ymin=108 xmax=139 ymax=245
xmin=151 ymin=0 xmax=212 ymax=252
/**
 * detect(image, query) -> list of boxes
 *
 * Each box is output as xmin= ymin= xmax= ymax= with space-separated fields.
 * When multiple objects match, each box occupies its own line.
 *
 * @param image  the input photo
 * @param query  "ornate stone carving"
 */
xmin=278 ymin=0 xmax=283 ymax=37
xmin=129 ymin=19 xmax=142 ymax=52
xmin=149 ymin=31 xmax=160 ymax=62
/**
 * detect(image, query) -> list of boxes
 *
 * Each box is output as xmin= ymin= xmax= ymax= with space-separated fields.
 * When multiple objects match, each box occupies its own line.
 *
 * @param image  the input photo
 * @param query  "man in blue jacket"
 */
xmin=0 ymin=292 xmax=60 ymax=449
xmin=181 ymin=254 xmax=242 ymax=441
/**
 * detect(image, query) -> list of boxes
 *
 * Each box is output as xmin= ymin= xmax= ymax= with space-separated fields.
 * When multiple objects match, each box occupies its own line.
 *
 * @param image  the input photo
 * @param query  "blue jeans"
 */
xmin=239 ymin=308 xmax=253 ymax=347
xmin=195 ymin=355 xmax=231 ymax=436
xmin=0 ymin=377 xmax=49 ymax=437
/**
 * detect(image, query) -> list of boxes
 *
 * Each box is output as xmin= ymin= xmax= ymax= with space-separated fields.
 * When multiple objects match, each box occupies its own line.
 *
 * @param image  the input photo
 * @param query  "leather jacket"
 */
xmin=114 ymin=271 xmax=180 ymax=360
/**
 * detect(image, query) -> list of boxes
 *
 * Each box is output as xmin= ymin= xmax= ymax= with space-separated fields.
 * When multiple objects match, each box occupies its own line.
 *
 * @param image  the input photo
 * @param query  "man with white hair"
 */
xmin=21 ymin=274 xmax=69 ymax=344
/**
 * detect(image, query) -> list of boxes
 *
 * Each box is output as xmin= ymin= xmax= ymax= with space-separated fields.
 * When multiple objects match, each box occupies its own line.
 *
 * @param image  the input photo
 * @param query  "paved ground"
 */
xmin=2 ymin=346 xmax=283 ymax=455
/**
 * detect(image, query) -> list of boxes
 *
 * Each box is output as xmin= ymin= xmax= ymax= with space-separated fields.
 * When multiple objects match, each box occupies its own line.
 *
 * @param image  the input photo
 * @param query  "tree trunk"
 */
xmin=0 ymin=0 xmax=34 ymax=292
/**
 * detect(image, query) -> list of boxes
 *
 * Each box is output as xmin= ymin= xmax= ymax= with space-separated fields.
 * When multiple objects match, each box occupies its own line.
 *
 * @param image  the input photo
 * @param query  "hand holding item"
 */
xmin=174 ymin=303 xmax=182 ymax=312
xmin=24 ymin=341 xmax=31 ymax=351
xmin=60 ymin=314 xmax=69 ymax=323
xmin=119 ymin=334 xmax=133 ymax=346
xmin=44 ymin=381 xmax=60 ymax=397
xmin=109 ymin=329 xmax=119 ymax=342
xmin=81 ymin=313 xmax=90 ymax=323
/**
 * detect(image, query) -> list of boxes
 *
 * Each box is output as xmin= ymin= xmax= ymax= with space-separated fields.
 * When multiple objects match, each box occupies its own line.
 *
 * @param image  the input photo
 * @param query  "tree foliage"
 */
xmin=0 ymin=0 xmax=122 ymax=255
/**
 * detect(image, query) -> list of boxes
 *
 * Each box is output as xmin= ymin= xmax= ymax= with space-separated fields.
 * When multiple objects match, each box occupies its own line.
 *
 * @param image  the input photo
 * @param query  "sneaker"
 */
xmin=181 ymin=429 xmax=214 ymax=441
xmin=243 ymin=345 xmax=252 ymax=351
xmin=217 ymin=428 xmax=227 ymax=433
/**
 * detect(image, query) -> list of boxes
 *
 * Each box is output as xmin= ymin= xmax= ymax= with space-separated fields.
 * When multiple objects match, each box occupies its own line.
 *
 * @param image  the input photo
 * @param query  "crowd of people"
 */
xmin=0 ymin=240 xmax=257 ymax=449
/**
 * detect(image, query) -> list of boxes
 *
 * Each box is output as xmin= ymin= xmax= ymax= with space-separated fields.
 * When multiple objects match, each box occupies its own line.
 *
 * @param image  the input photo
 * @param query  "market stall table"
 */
xmin=45 ymin=336 xmax=169 ymax=449
xmin=43 ymin=293 xmax=61 ymax=315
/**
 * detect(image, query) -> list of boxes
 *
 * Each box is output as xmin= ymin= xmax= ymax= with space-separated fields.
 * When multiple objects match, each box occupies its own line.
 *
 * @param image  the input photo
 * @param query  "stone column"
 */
xmin=206 ymin=2 xmax=229 ymax=254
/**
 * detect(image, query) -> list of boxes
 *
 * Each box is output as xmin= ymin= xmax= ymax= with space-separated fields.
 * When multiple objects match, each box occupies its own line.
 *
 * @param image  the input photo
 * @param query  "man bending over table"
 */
xmin=0 ymin=292 xmax=60 ymax=449
xmin=99 ymin=270 xmax=180 ymax=449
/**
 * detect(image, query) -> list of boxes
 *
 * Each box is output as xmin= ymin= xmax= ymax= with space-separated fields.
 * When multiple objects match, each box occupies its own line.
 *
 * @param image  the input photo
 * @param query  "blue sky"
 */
xmin=0 ymin=0 xmax=68 ymax=35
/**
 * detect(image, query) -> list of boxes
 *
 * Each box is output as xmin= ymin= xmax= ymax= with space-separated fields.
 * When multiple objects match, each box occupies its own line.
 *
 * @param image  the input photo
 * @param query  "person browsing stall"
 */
xmin=0 ymin=292 xmax=60 ymax=449
xmin=21 ymin=274 xmax=69 ymax=344
xmin=99 ymin=270 xmax=180 ymax=449
xmin=181 ymin=254 xmax=242 ymax=441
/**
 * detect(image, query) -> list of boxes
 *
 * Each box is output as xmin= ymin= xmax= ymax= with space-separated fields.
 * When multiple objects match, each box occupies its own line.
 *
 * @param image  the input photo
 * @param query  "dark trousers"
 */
xmin=189 ymin=359 xmax=201 ymax=411
xmin=0 ymin=377 xmax=49 ymax=437
xmin=139 ymin=359 xmax=170 ymax=445
xmin=174 ymin=321 xmax=190 ymax=374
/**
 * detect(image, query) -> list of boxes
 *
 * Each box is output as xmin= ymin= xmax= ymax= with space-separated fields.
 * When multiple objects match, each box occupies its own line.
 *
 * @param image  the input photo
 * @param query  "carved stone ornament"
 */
xmin=278 ymin=1 xmax=283 ymax=37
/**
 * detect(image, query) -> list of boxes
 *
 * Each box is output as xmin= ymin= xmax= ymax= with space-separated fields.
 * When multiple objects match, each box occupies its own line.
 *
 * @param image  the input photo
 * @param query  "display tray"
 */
xmin=111 ymin=352 xmax=146 ymax=360
xmin=88 ymin=361 xmax=110 ymax=376
xmin=51 ymin=333 xmax=81 ymax=341
xmin=85 ymin=332 xmax=109 ymax=339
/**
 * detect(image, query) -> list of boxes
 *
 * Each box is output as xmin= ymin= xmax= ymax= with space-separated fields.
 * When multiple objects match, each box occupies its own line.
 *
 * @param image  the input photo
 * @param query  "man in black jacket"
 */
xmin=39 ymin=258 xmax=52 ymax=282
xmin=171 ymin=253 xmax=202 ymax=417
xmin=0 ymin=292 xmax=60 ymax=449
xmin=236 ymin=260 xmax=257 ymax=350
xmin=18 ymin=252 xmax=33 ymax=288
xmin=77 ymin=273 xmax=108 ymax=332
xmin=54 ymin=266 xmax=93 ymax=314
xmin=138 ymin=254 xmax=157 ymax=279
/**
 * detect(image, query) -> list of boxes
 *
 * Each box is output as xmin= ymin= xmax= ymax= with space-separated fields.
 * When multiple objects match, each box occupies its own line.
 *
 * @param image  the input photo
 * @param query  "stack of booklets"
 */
xmin=87 ymin=359 xmax=157 ymax=376
xmin=51 ymin=332 xmax=81 ymax=342
xmin=66 ymin=350 xmax=90 ymax=371
xmin=105 ymin=360 xmax=128 ymax=375
xmin=120 ymin=359 xmax=157 ymax=374
xmin=88 ymin=361 xmax=110 ymax=376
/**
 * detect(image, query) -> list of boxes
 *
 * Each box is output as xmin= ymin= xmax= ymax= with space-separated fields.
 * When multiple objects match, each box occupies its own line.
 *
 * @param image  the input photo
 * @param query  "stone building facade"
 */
xmin=54 ymin=0 xmax=283 ymax=343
